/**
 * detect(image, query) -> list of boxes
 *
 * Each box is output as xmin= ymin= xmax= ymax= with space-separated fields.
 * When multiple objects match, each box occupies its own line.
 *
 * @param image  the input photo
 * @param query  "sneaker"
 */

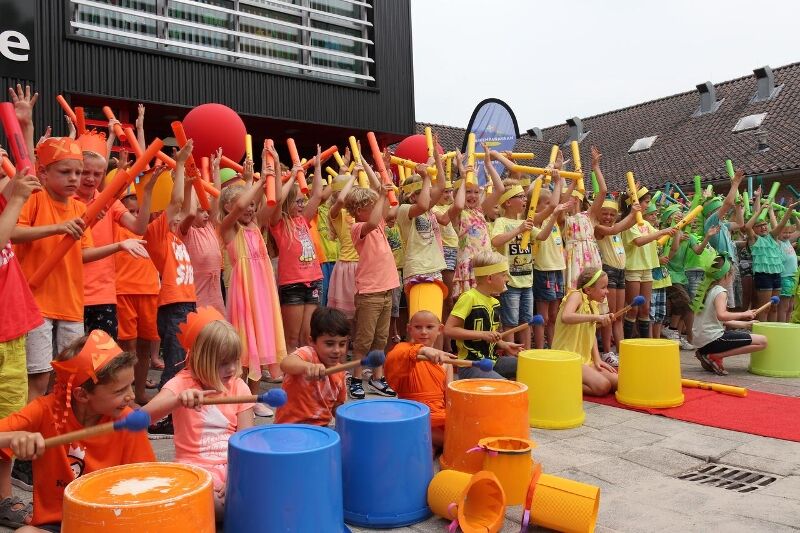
xmin=601 ymin=351 xmax=619 ymax=368
xmin=10 ymin=460 xmax=32 ymax=492
xmin=368 ymin=377 xmax=397 ymax=397
xmin=253 ymin=403 xmax=274 ymax=417
xmin=348 ymin=379 xmax=366 ymax=400
xmin=661 ymin=328 xmax=680 ymax=341
xmin=679 ymin=337 xmax=695 ymax=350
xmin=148 ymin=414 xmax=174 ymax=439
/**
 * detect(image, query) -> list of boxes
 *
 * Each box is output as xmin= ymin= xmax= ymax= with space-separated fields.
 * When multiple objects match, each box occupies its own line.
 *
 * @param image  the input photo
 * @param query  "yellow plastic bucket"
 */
xmin=523 ymin=469 xmax=600 ymax=533
xmin=427 ymin=470 xmax=506 ymax=533
xmin=407 ymin=281 xmax=447 ymax=321
xmin=517 ymin=349 xmax=585 ymax=428
xmin=474 ymin=436 xmax=536 ymax=505
xmin=750 ymin=323 xmax=800 ymax=377
xmin=441 ymin=379 xmax=529 ymax=473
xmin=616 ymin=338 xmax=684 ymax=408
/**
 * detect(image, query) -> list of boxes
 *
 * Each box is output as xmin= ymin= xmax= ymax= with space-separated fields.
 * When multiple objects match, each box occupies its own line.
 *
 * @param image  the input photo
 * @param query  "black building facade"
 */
xmin=0 ymin=0 xmax=415 ymax=155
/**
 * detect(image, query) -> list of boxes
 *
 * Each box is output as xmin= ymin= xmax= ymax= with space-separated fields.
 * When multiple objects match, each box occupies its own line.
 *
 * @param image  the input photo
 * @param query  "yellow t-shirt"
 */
xmin=396 ymin=204 xmax=446 ymax=278
xmin=450 ymin=288 xmax=500 ymax=361
xmin=597 ymin=233 xmax=626 ymax=269
xmin=533 ymin=218 xmax=565 ymax=271
xmin=552 ymin=290 xmax=599 ymax=365
xmin=431 ymin=204 xmax=458 ymax=248
xmin=623 ymin=221 xmax=658 ymax=271
xmin=331 ymin=210 xmax=359 ymax=262
xmin=490 ymin=217 xmax=533 ymax=289
xmin=316 ymin=203 xmax=339 ymax=263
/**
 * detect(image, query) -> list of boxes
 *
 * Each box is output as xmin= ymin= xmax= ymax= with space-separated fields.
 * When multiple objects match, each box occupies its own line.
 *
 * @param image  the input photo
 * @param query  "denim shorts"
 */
xmin=602 ymin=264 xmax=625 ymax=290
xmin=753 ymin=272 xmax=781 ymax=291
xmin=533 ymin=269 xmax=564 ymax=302
xmin=84 ymin=304 xmax=118 ymax=339
xmin=279 ymin=280 xmax=322 ymax=305
xmin=499 ymin=286 xmax=533 ymax=327
xmin=686 ymin=270 xmax=705 ymax=301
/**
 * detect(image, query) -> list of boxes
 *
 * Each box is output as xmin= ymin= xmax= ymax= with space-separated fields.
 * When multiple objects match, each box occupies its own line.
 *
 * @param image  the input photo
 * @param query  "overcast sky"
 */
xmin=410 ymin=0 xmax=799 ymax=131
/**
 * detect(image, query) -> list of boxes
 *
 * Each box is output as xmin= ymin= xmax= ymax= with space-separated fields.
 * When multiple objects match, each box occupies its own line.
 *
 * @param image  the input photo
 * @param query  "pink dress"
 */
xmin=453 ymin=207 xmax=492 ymax=297
xmin=564 ymin=212 xmax=602 ymax=289
xmin=182 ymin=224 xmax=224 ymax=314
xmin=226 ymin=225 xmax=287 ymax=380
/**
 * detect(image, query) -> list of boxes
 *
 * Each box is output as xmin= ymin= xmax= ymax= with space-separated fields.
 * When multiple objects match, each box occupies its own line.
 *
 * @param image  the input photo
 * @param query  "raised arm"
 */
xmin=771 ymin=202 xmax=799 ymax=238
xmin=692 ymin=225 xmax=719 ymax=254
xmin=587 ymin=146 xmax=607 ymax=221
xmin=481 ymin=147 xmax=505 ymax=213
xmin=717 ymin=168 xmax=744 ymax=220
xmin=166 ymin=141 xmax=193 ymax=223
xmin=303 ymin=145 xmax=325 ymax=221
xmin=8 ymin=85 xmax=37 ymax=169
xmin=429 ymin=137 xmax=446 ymax=205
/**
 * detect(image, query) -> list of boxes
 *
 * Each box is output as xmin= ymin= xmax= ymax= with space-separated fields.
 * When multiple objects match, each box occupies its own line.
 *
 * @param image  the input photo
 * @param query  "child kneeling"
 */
xmin=552 ymin=268 xmax=618 ymax=396
xmin=692 ymin=254 xmax=767 ymax=376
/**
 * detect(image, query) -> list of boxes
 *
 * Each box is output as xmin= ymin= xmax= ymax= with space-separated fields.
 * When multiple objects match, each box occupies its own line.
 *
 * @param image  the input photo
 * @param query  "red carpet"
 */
xmin=585 ymin=388 xmax=800 ymax=442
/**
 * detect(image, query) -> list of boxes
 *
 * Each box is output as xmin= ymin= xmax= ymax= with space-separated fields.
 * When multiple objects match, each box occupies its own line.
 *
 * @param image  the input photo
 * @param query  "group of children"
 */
xmin=0 ymin=86 xmax=791 ymax=530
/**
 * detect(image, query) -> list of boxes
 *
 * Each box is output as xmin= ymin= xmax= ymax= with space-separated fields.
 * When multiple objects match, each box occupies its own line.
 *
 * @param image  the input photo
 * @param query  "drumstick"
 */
xmin=324 ymin=350 xmax=385 ymax=376
xmin=613 ymin=295 xmax=646 ymax=320
xmin=44 ymin=410 xmax=150 ymax=448
xmin=500 ymin=315 xmax=545 ymax=338
xmin=753 ymin=295 xmax=780 ymax=316
xmin=681 ymin=379 xmax=747 ymax=397
xmin=415 ymin=352 xmax=494 ymax=371
xmin=199 ymin=389 xmax=288 ymax=407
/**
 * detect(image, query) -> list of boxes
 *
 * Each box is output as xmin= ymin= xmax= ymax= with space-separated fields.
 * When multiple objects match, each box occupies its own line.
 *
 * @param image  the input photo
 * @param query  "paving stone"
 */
xmin=624 ymin=445 xmax=706 ymax=476
xmin=758 ymin=474 xmax=800 ymax=500
xmin=735 ymin=437 xmax=800 ymax=464
xmin=684 ymin=424 xmax=761 ymax=443
xmin=590 ymin=425 xmax=665 ymax=449
xmin=620 ymin=414 xmax=697 ymax=436
xmin=721 ymin=451 xmax=799 ymax=476
xmin=656 ymin=430 xmax=742 ymax=460
xmin=554 ymin=467 xmax=617 ymax=493
xmin=576 ymin=457 xmax=663 ymax=486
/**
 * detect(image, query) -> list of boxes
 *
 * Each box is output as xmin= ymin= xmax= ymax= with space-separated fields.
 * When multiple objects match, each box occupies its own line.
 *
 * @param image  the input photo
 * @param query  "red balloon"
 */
xmin=182 ymin=104 xmax=246 ymax=163
xmin=392 ymin=134 xmax=443 ymax=174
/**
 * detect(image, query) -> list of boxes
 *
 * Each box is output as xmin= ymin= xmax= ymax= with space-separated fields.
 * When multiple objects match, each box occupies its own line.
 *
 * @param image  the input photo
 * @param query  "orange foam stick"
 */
xmin=1 ymin=155 xmax=15 ymax=177
xmin=366 ymin=132 xmax=398 ymax=206
xmin=155 ymin=151 xmax=176 ymax=168
xmin=101 ymin=106 xmax=126 ymax=141
xmin=286 ymin=138 xmax=308 ymax=194
xmin=198 ymin=157 xmax=220 ymax=200
xmin=56 ymin=95 xmax=77 ymax=125
xmin=221 ymin=155 xmax=244 ymax=173
xmin=265 ymin=139 xmax=276 ymax=207
xmin=74 ymin=107 xmax=87 ymax=135
xmin=28 ymin=139 xmax=165 ymax=288
xmin=171 ymin=121 xmax=210 ymax=211
xmin=301 ymin=145 xmax=338 ymax=171
xmin=122 ymin=127 xmax=144 ymax=160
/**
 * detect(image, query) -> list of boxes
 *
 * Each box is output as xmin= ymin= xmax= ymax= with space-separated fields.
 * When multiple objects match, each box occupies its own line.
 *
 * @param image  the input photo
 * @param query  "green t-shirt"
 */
xmin=684 ymin=235 xmax=715 ymax=271
xmin=450 ymin=288 xmax=500 ymax=361
xmin=490 ymin=217 xmax=533 ymax=289
xmin=667 ymin=234 xmax=698 ymax=285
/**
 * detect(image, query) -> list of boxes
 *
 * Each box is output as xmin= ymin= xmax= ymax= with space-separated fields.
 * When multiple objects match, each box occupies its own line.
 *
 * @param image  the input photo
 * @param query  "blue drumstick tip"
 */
xmin=632 ymin=295 xmax=646 ymax=306
xmin=770 ymin=296 xmax=780 ymax=304
xmin=258 ymin=389 xmax=288 ymax=408
xmin=363 ymin=350 xmax=386 ymax=368
xmin=530 ymin=314 xmax=545 ymax=326
xmin=475 ymin=358 xmax=494 ymax=372
xmin=114 ymin=409 xmax=150 ymax=432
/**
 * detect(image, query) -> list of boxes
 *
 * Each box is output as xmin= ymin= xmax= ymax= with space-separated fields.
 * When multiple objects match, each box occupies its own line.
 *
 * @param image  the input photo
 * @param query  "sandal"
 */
xmin=150 ymin=359 xmax=165 ymax=370
xmin=0 ymin=496 xmax=32 ymax=528
xmin=390 ymin=335 xmax=402 ymax=344
xmin=695 ymin=353 xmax=714 ymax=373
xmin=145 ymin=379 xmax=158 ymax=389
xmin=708 ymin=356 xmax=728 ymax=376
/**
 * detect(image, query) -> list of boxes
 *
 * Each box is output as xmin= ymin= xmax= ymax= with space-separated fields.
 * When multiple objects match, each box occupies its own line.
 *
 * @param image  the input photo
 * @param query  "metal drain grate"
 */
xmin=678 ymin=463 xmax=779 ymax=493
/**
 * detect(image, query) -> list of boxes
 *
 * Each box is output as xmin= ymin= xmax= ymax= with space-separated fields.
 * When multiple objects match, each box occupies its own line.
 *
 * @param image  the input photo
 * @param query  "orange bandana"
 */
xmin=36 ymin=137 xmax=83 ymax=167
xmin=77 ymin=130 xmax=107 ymax=159
xmin=178 ymin=306 xmax=226 ymax=352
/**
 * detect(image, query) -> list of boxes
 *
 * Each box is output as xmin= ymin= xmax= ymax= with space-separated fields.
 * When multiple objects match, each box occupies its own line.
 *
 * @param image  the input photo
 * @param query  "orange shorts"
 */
xmin=117 ymin=294 xmax=160 ymax=341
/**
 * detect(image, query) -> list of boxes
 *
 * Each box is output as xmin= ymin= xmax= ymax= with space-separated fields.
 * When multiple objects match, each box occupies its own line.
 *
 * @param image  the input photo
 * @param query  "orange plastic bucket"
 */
xmin=475 ymin=436 xmax=536 ymax=505
xmin=427 ymin=470 xmax=506 ymax=533
xmin=440 ymin=379 xmax=529 ymax=473
xmin=62 ymin=462 xmax=215 ymax=532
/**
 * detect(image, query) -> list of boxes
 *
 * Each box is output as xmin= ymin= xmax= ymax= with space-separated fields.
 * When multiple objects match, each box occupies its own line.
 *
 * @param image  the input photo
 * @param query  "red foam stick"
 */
xmin=286 ymin=138 xmax=308 ymax=194
xmin=301 ymin=145 xmax=337 ymax=171
xmin=265 ymin=139 xmax=276 ymax=206
xmin=200 ymin=156 xmax=211 ymax=183
xmin=28 ymin=138 xmax=165 ymax=288
xmin=0 ymin=103 xmax=33 ymax=174
xmin=1 ymin=155 xmax=16 ymax=177
xmin=171 ymin=121 xmax=211 ymax=211
xmin=56 ymin=95 xmax=77 ymax=125
xmin=366 ymin=132 xmax=398 ymax=206
xmin=122 ymin=127 xmax=144 ymax=159
xmin=153 ymin=151 xmax=218 ymax=199
xmin=221 ymin=155 xmax=243 ymax=173
xmin=74 ymin=107 xmax=87 ymax=135
xmin=101 ymin=106 xmax=126 ymax=141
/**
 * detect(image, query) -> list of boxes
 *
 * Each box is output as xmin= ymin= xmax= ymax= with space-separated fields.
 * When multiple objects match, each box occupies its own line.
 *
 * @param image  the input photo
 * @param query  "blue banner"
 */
xmin=463 ymin=98 xmax=520 ymax=185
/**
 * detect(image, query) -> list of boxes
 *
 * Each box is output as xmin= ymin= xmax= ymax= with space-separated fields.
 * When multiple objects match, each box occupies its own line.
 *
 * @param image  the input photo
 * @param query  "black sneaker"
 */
xmin=348 ymin=379 xmax=366 ymax=400
xmin=368 ymin=377 xmax=396 ymax=397
xmin=11 ymin=460 xmax=32 ymax=492
xmin=148 ymin=414 xmax=174 ymax=439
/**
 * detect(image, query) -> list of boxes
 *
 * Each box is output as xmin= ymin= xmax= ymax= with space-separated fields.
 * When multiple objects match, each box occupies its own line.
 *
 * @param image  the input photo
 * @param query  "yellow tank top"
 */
xmin=551 ymin=289 xmax=599 ymax=365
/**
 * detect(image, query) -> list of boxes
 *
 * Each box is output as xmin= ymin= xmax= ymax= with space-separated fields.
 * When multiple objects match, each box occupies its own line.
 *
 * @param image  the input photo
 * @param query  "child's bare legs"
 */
xmin=281 ymin=304 xmax=305 ymax=356
xmin=582 ymin=364 xmax=618 ymax=396
xmin=624 ymin=280 xmax=640 ymax=338
xmin=124 ymin=338 xmax=153 ymax=404
xmin=708 ymin=334 xmax=768 ymax=361
xmin=27 ymin=372 xmax=49 ymax=402
xmin=432 ymin=426 xmax=444 ymax=449
xmin=0 ymin=459 xmax=11 ymax=499
xmin=535 ymin=299 xmax=558 ymax=348
xmin=755 ymin=289 xmax=776 ymax=322
xmin=779 ymin=291 xmax=792 ymax=323
xmin=151 ymin=340 xmax=163 ymax=368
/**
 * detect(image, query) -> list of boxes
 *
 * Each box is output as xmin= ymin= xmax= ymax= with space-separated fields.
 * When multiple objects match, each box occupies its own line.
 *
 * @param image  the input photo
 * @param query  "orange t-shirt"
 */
xmin=384 ymin=342 xmax=447 ymax=429
xmin=144 ymin=212 xmax=196 ymax=307
xmin=115 ymin=225 xmax=159 ymax=296
xmin=79 ymin=194 xmax=128 ymax=306
xmin=274 ymin=346 xmax=346 ymax=426
xmin=0 ymin=395 xmax=155 ymax=526
xmin=15 ymin=192 xmax=94 ymax=321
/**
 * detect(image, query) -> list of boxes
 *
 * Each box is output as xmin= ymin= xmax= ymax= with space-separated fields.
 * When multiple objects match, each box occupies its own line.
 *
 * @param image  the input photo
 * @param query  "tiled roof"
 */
xmin=416 ymin=62 xmax=800 ymax=193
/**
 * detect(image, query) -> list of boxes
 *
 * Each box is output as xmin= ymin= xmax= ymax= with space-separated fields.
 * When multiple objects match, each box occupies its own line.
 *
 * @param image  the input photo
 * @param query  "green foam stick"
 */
xmin=652 ymin=190 xmax=662 ymax=204
xmin=591 ymin=171 xmax=599 ymax=196
xmin=725 ymin=159 xmax=735 ymax=179
xmin=758 ymin=182 xmax=781 ymax=221
xmin=742 ymin=192 xmax=751 ymax=218
xmin=690 ymin=175 xmax=702 ymax=209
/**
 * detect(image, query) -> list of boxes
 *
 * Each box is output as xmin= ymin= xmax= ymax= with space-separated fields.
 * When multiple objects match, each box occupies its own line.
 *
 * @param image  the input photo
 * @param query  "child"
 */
xmin=219 ymin=147 xmax=286 ymax=416
xmin=0 ymin=332 xmax=155 ymax=531
xmin=269 ymin=146 xmax=325 ymax=356
xmin=276 ymin=307 xmax=350 ymax=426
xmin=385 ymin=216 xmax=405 ymax=345
xmin=551 ymin=268 xmax=618 ymax=396
xmin=703 ymin=169 xmax=745 ymax=308
xmin=431 ymin=178 xmax=459 ymax=327
xmin=327 ymin=154 xmax=360 ymax=320
xmin=692 ymin=254 xmax=767 ymax=375
xmin=345 ymin=166 xmax=399 ymax=398
xmin=384 ymin=310 xmax=454 ymax=449
xmin=644 ymin=203 xmax=676 ymax=340
xmin=444 ymin=250 xmax=523 ymax=379
xmin=143 ymin=307 xmax=253 ymax=520
xmin=775 ymin=211 xmax=798 ymax=322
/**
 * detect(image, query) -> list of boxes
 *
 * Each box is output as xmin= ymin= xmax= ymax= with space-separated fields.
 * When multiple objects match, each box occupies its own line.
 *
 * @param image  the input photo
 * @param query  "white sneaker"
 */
xmin=601 ymin=352 xmax=619 ymax=367
xmin=253 ymin=403 xmax=274 ymax=417
xmin=679 ymin=337 xmax=695 ymax=350
xmin=661 ymin=328 xmax=679 ymax=340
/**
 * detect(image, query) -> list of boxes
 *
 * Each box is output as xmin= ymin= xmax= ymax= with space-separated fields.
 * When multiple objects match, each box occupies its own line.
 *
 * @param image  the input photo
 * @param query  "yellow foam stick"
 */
xmin=657 ymin=205 xmax=703 ymax=245
xmin=682 ymin=379 xmax=747 ymax=397
xmin=390 ymin=155 xmax=435 ymax=176
xmin=474 ymin=152 xmax=535 ymax=160
xmin=348 ymin=161 xmax=356 ymax=174
xmin=245 ymin=134 xmax=253 ymax=161
xmin=627 ymin=171 xmax=644 ymax=226
xmin=446 ymin=157 xmax=453 ymax=180
xmin=333 ymin=151 xmax=344 ymax=168
xmin=520 ymin=178 xmax=543 ymax=250
xmin=510 ymin=165 xmax=583 ymax=181
xmin=425 ymin=126 xmax=434 ymax=159
xmin=348 ymin=136 xmax=368 ymax=188
xmin=570 ymin=141 xmax=581 ymax=172
xmin=325 ymin=166 xmax=338 ymax=178
xmin=441 ymin=150 xmax=458 ymax=160
xmin=544 ymin=145 xmax=559 ymax=185
xmin=466 ymin=133 xmax=476 ymax=185
xmin=398 ymin=164 xmax=406 ymax=185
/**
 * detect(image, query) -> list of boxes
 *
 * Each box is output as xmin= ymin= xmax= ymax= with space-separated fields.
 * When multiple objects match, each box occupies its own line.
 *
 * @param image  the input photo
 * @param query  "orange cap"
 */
xmin=77 ymin=130 xmax=108 ymax=159
xmin=36 ymin=137 xmax=83 ymax=167
xmin=177 ymin=306 xmax=226 ymax=351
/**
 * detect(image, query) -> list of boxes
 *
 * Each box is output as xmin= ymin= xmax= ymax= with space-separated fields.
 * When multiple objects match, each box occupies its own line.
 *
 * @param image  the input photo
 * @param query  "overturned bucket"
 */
xmin=470 ymin=436 xmax=536 ymax=505
xmin=427 ymin=469 xmax=506 ymax=533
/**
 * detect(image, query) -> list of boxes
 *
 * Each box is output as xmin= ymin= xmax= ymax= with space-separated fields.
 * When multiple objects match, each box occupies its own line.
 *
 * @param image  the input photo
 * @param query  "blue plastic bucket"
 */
xmin=336 ymin=399 xmax=433 ymax=527
xmin=225 ymin=424 xmax=348 ymax=532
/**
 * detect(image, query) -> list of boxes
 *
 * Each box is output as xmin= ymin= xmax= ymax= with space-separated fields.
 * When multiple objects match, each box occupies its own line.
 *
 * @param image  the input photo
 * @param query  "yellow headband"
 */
xmin=402 ymin=180 xmax=423 ymax=195
xmin=602 ymin=199 xmax=619 ymax=211
xmin=582 ymin=270 xmax=604 ymax=288
xmin=572 ymin=189 xmax=585 ymax=201
xmin=498 ymin=185 xmax=525 ymax=205
xmin=625 ymin=187 xmax=649 ymax=205
xmin=474 ymin=261 xmax=508 ymax=277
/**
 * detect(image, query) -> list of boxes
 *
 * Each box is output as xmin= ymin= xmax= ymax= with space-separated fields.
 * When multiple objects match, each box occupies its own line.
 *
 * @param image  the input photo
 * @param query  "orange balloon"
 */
xmin=135 ymin=169 xmax=173 ymax=212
